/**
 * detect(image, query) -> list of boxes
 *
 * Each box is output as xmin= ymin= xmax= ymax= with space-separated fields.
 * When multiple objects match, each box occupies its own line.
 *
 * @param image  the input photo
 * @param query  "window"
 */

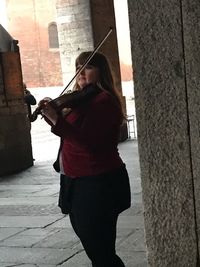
xmin=48 ymin=22 xmax=59 ymax=49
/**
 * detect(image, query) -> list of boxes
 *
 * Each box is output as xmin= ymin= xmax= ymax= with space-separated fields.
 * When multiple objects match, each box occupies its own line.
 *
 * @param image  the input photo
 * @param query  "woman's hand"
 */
xmin=38 ymin=97 xmax=52 ymax=108
xmin=40 ymin=98 xmax=58 ymax=125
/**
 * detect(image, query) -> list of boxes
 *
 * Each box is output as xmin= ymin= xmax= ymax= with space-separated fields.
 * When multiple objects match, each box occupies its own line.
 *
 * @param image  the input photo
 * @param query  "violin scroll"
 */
xmin=29 ymin=107 xmax=41 ymax=122
xmin=29 ymin=97 xmax=52 ymax=122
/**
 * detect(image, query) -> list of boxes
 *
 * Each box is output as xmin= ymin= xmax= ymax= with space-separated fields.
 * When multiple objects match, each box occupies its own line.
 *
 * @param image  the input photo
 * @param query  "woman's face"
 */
xmin=76 ymin=64 xmax=100 ymax=90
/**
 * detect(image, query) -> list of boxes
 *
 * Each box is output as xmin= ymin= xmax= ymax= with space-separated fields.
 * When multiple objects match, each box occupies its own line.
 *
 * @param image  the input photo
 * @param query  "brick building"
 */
xmin=4 ymin=0 xmax=132 ymax=88
xmin=5 ymin=0 xmax=62 ymax=88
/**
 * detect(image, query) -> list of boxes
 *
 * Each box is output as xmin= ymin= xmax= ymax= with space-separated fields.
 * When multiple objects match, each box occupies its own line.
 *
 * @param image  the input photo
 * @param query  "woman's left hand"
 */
xmin=41 ymin=102 xmax=58 ymax=125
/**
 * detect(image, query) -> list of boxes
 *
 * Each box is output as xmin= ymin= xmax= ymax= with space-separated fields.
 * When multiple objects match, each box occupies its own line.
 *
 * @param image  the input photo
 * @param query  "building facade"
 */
xmin=3 ymin=0 xmax=132 ymax=88
xmin=5 ymin=0 xmax=62 ymax=87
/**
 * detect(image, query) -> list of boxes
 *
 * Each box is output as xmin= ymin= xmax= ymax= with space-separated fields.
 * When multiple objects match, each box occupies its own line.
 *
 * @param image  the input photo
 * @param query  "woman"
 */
xmin=41 ymin=51 xmax=131 ymax=267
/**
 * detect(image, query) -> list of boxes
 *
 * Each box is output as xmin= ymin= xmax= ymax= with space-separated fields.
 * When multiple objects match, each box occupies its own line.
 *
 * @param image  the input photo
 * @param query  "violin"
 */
xmin=29 ymin=84 xmax=101 ymax=122
xmin=29 ymin=27 xmax=113 ymax=122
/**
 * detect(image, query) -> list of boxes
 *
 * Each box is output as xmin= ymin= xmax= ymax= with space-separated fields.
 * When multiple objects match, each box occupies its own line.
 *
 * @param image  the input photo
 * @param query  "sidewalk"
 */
xmin=0 ymin=106 xmax=147 ymax=266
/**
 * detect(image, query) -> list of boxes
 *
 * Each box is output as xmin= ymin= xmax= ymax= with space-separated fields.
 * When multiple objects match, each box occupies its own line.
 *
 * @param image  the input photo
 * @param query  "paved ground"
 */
xmin=0 ymin=88 xmax=147 ymax=267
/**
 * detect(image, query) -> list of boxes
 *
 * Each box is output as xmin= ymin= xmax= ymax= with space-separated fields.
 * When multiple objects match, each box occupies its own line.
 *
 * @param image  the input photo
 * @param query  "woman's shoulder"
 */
xmin=91 ymin=89 xmax=121 ymax=115
xmin=93 ymin=90 xmax=113 ymax=104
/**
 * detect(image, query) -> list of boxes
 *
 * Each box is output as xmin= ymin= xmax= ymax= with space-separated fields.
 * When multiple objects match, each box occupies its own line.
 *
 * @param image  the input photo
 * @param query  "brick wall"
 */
xmin=6 ymin=0 xmax=62 ymax=88
xmin=5 ymin=0 xmax=132 ymax=88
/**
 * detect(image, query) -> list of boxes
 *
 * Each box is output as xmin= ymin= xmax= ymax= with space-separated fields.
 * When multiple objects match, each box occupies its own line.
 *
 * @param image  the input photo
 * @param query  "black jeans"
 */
xmin=69 ymin=211 xmax=125 ymax=267
xmin=59 ymin=165 xmax=130 ymax=266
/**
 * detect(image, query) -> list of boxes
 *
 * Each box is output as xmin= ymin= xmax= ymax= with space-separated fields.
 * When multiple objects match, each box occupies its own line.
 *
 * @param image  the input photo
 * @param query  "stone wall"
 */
xmin=127 ymin=0 xmax=200 ymax=265
xmin=0 ymin=51 xmax=33 ymax=176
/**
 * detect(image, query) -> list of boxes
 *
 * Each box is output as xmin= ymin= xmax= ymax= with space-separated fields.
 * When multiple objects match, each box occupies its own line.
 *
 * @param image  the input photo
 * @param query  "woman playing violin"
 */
xmin=41 ymin=51 xmax=131 ymax=267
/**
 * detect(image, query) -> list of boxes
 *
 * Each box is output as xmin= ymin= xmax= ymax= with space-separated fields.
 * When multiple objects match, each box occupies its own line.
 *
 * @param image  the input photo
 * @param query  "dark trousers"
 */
xmin=59 ymin=166 xmax=130 ymax=267
xmin=69 ymin=212 xmax=125 ymax=267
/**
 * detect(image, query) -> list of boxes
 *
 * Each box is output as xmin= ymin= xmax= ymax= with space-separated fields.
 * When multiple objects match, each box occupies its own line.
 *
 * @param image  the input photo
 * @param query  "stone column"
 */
xmin=182 ymin=0 xmax=200 ymax=258
xmin=89 ymin=0 xmax=122 ymax=91
xmin=127 ymin=0 xmax=199 ymax=265
xmin=56 ymin=0 xmax=93 ymax=85
xmin=0 ymin=51 xmax=33 ymax=176
xmin=0 ymin=26 xmax=33 ymax=176
xmin=56 ymin=0 xmax=121 ymax=89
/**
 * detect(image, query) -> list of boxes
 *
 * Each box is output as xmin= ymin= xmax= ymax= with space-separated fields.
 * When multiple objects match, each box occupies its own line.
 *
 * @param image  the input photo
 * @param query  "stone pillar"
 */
xmin=182 ymin=0 xmax=200 ymax=259
xmin=89 ymin=0 xmax=122 ymax=91
xmin=0 ymin=51 xmax=33 ymax=176
xmin=127 ymin=0 xmax=199 ymax=265
xmin=56 ymin=0 xmax=94 ymax=85
xmin=56 ymin=0 xmax=128 ymax=140
xmin=56 ymin=0 xmax=121 ymax=88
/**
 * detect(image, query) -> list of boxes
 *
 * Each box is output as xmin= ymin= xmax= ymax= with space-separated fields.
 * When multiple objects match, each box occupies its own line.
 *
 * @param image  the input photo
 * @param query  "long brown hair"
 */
xmin=75 ymin=51 xmax=125 ymax=122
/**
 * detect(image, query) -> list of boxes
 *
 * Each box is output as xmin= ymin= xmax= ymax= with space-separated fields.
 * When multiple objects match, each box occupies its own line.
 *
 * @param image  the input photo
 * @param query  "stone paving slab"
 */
xmin=0 ymin=265 xmax=57 ymax=267
xmin=0 ymin=227 xmax=26 ymax=242
xmin=0 ymin=184 xmax=59 ymax=197
xmin=33 ymin=228 xmax=81 ymax=249
xmin=0 ymin=247 xmax=76 ymax=265
xmin=0 ymin=215 xmax=64 ymax=227
xmin=0 ymin=264 xmax=40 ymax=267
xmin=117 ymin=215 xmax=144 ymax=229
xmin=117 ymin=229 xmax=146 ymax=252
xmin=59 ymin=251 xmax=92 ymax=267
xmin=0 ymin=203 xmax=60 ymax=216
xmin=46 ymin=216 xmax=74 ymax=229
xmin=0 ymin=196 xmax=58 ymax=205
xmin=0 ymin=228 xmax=59 ymax=248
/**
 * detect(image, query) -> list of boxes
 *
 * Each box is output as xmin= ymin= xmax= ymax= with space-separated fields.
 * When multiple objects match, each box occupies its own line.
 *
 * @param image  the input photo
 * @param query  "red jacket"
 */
xmin=51 ymin=90 xmax=124 ymax=177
